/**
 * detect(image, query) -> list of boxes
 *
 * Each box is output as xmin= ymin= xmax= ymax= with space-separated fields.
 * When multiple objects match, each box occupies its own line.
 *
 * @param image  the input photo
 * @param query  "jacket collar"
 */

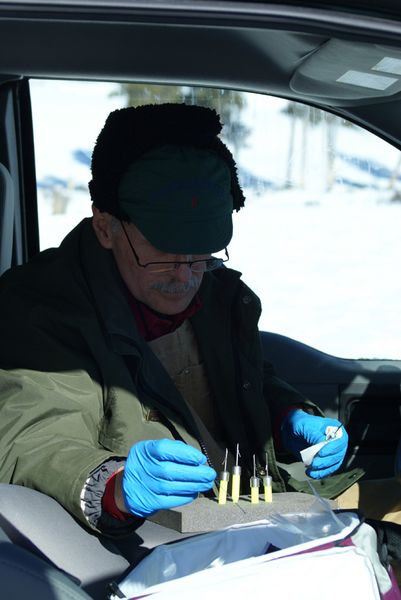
xmin=78 ymin=218 xmax=143 ymax=355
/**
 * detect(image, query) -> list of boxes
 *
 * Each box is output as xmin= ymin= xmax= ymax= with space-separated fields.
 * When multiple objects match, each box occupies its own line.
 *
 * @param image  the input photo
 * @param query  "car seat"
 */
xmin=0 ymin=525 xmax=93 ymax=599
xmin=0 ymin=483 xmax=192 ymax=599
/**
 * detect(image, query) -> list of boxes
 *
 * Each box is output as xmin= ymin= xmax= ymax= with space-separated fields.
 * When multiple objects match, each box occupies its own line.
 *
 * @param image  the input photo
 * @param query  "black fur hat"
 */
xmin=89 ymin=103 xmax=245 ymax=218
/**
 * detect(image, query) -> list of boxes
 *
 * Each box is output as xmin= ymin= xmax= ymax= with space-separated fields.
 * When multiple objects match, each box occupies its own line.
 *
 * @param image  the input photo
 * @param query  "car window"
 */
xmin=30 ymin=79 xmax=401 ymax=360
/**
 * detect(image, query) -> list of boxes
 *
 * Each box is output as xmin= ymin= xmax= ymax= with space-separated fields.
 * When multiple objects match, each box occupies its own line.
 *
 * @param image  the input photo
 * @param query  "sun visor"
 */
xmin=290 ymin=39 xmax=401 ymax=102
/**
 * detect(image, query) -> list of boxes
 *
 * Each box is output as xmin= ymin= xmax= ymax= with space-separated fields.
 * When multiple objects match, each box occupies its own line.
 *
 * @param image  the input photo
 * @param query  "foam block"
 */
xmin=148 ymin=493 xmax=337 ymax=533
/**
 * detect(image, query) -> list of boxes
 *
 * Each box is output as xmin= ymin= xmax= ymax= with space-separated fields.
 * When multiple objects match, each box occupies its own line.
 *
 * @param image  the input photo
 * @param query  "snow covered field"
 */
xmin=30 ymin=80 xmax=401 ymax=360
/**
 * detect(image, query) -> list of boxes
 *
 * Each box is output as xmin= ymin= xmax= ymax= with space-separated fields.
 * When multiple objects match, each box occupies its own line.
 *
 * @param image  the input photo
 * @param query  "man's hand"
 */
xmin=281 ymin=410 xmax=348 ymax=479
xmin=118 ymin=439 xmax=217 ymax=517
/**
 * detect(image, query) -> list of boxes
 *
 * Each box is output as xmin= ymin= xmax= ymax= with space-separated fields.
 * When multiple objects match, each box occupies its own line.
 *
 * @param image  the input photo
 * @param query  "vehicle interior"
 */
xmin=1 ymin=1 xmax=401 ymax=598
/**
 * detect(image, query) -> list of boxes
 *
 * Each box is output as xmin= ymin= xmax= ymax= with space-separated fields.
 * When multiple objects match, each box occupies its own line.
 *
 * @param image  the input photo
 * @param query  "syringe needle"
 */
xmin=218 ymin=448 xmax=230 ymax=505
xmin=263 ymin=451 xmax=272 ymax=503
xmin=231 ymin=443 xmax=241 ymax=503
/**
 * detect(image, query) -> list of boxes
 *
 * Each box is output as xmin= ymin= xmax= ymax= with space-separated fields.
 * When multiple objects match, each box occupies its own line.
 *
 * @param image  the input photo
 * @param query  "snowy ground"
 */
xmin=30 ymin=80 xmax=401 ymax=360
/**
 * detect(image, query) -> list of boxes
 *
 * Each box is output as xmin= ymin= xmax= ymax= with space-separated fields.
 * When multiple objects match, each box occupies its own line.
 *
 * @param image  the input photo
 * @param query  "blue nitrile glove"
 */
xmin=122 ymin=439 xmax=217 ymax=517
xmin=281 ymin=410 xmax=348 ymax=479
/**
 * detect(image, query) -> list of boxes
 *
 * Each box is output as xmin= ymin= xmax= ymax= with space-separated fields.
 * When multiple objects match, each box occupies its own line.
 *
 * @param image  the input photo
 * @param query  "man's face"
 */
xmin=92 ymin=208 xmax=204 ymax=314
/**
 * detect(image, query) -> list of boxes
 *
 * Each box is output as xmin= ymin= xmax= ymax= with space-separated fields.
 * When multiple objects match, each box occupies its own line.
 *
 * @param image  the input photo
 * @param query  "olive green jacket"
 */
xmin=0 ymin=219 xmax=363 ymax=532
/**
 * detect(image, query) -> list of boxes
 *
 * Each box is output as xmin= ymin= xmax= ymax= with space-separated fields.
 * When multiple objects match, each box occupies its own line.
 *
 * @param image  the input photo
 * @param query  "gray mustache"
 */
xmin=150 ymin=279 xmax=199 ymax=294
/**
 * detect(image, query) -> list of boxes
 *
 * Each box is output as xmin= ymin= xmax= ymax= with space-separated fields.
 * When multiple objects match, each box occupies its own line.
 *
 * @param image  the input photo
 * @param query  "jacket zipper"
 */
xmin=197 ymin=438 xmax=214 ymax=471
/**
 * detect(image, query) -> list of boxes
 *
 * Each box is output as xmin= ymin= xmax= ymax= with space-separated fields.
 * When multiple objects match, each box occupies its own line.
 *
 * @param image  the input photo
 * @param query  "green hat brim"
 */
xmin=133 ymin=212 xmax=233 ymax=255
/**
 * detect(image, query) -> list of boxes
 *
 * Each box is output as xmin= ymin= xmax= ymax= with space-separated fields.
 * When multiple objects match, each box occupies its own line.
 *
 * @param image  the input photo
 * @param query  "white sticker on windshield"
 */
xmin=373 ymin=57 xmax=401 ymax=75
xmin=336 ymin=69 xmax=397 ymax=90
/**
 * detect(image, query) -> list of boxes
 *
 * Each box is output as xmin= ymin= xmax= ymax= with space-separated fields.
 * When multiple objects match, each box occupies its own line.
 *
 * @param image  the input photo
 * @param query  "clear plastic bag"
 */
xmin=265 ymin=483 xmax=345 ymax=545
xmin=110 ymin=491 xmax=361 ymax=599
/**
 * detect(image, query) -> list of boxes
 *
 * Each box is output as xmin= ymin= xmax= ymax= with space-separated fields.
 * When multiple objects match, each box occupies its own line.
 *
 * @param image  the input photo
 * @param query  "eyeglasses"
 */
xmin=120 ymin=221 xmax=229 ymax=274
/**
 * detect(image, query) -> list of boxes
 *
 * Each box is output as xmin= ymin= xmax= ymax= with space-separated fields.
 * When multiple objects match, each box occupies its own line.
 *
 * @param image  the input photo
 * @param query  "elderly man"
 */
xmin=0 ymin=103 xmax=360 ymax=536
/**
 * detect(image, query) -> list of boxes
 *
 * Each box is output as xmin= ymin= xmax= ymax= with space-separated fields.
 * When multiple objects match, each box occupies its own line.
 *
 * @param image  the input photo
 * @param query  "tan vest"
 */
xmin=148 ymin=319 xmax=223 ymax=441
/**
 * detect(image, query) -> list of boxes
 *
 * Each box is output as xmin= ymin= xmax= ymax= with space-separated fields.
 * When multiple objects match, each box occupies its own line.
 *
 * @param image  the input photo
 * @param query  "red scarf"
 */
xmin=127 ymin=293 xmax=202 ymax=341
